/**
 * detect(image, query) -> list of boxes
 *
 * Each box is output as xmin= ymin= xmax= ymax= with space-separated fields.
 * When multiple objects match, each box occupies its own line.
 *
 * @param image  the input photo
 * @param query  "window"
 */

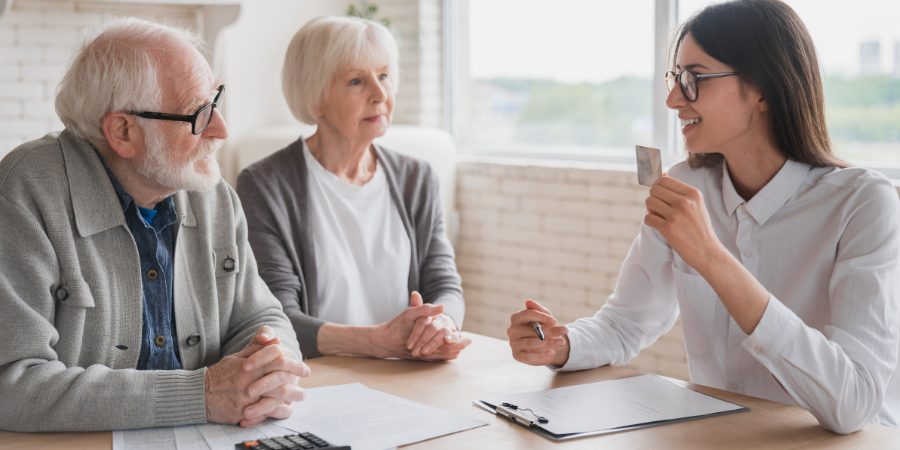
xmin=452 ymin=0 xmax=656 ymax=162
xmin=453 ymin=0 xmax=900 ymax=176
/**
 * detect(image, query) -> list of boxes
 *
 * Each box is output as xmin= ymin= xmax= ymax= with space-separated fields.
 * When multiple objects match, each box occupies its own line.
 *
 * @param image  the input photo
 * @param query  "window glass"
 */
xmin=459 ymin=0 xmax=655 ymax=158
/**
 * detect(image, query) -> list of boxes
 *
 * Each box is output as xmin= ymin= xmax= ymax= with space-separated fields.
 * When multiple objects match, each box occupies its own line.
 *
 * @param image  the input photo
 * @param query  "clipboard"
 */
xmin=473 ymin=374 xmax=749 ymax=441
xmin=473 ymin=400 xmax=573 ymax=440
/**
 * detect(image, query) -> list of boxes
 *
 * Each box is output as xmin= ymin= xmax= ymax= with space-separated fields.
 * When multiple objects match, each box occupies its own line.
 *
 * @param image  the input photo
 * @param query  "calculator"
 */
xmin=234 ymin=431 xmax=350 ymax=450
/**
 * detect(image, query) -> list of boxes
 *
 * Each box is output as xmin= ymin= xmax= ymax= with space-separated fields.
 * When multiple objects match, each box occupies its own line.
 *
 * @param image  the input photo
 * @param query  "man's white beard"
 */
xmin=137 ymin=121 xmax=223 ymax=192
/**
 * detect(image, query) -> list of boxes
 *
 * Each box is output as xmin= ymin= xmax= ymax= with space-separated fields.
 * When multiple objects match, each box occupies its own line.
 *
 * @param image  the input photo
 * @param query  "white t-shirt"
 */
xmin=563 ymin=159 xmax=900 ymax=431
xmin=303 ymin=143 xmax=412 ymax=326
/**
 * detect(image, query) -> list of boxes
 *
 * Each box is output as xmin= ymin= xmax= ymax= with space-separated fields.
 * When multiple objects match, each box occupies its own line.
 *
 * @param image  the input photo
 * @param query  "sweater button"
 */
xmin=186 ymin=335 xmax=201 ymax=346
xmin=54 ymin=286 xmax=69 ymax=301
xmin=223 ymin=257 xmax=236 ymax=272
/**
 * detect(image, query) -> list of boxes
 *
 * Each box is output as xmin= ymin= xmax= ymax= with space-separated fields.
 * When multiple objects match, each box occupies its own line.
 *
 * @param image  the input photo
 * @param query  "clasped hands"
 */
xmin=205 ymin=325 xmax=309 ymax=427
xmin=374 ymin=291 xmax=471 ymax=360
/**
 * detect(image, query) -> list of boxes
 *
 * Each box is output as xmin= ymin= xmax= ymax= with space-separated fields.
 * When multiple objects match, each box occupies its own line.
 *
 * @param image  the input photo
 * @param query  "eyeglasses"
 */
xmin=128 ymin=84 xmax=224 ymax=135
xmin=665 ymin=71 xmax=737 ymax=102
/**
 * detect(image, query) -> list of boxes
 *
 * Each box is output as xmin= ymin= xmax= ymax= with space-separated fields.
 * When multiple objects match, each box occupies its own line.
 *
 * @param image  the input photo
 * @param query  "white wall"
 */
xmin=379 ymin=0 xmax=443 ymax=127
xmin=216 ymin=0 xmax=352 ymax=140
xmin=0 ymin=0 xmax=200 ymax=159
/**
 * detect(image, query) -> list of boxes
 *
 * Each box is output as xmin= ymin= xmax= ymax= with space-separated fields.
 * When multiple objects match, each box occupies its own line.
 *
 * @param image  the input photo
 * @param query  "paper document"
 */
xmin=278 ymin=383 xmax=487 ymax=450
xmin=172 ymin=426 xmax=211 ymax=450
xmin=114 ymin=383 xmax=486 ymax=450
xmin=114 ymin=421 xmax=297 ymax=450
xmin=194 ymin=423 xmax=271 ymax=450
xmin=477 ymin=374 xmax=746 ymax=438
xmin=113 ymin=427 xmax=177 ymax=450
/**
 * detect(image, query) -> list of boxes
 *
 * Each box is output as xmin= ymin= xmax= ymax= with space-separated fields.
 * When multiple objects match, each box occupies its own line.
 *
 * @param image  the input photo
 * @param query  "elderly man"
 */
xmin=0 ymin=18 xmax=307 ymax=432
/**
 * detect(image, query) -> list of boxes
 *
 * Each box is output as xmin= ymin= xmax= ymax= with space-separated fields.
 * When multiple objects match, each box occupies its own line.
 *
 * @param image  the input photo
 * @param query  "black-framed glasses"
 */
xmin=128 ymin=84 xmax=224 ymax=135
xmin=665 ymin=71 xmax=737 ymax=102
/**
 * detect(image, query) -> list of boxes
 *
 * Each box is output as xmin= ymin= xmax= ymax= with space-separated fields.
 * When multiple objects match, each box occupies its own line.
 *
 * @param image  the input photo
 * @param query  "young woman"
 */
xmin=508 ymin=0 xmax=899 ymax=434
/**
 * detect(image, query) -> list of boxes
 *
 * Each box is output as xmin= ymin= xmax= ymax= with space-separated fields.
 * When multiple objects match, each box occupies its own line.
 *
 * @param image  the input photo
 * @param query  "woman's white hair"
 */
xmin=55 ymin=17 xmax=206 ymax=150
xmin=282 ymin=16 xmax=399 ymax=125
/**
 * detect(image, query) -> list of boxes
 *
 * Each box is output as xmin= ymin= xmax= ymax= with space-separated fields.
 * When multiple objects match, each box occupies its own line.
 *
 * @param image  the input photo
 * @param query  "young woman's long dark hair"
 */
xmin=674 ymin=0 xmax=846 ymax=168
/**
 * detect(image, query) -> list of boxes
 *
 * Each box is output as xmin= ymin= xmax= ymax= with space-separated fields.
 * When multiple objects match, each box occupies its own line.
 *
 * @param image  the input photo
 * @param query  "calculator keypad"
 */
xmin=235 ymin=432 xmax=349 ymax=450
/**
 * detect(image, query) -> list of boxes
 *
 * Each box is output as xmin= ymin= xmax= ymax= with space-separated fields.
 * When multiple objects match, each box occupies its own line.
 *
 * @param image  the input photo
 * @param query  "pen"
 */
xmin=531 ymin=322 xmax=545 ymax=341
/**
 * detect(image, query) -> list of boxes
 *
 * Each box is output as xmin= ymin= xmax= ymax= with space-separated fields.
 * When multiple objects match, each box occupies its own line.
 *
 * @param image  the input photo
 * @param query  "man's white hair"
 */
xmin=55 ymin=17 xmax=206 ymax=150
xmin=282 ymin=16 xmax=399 ymax=125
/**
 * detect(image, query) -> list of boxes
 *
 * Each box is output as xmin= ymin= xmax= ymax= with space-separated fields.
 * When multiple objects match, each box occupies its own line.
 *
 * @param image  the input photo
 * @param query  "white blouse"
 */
xmin=563 ymin=159 xmax=900 ymax=432
xmin=303 ymin=144 xmax=412 ymax=326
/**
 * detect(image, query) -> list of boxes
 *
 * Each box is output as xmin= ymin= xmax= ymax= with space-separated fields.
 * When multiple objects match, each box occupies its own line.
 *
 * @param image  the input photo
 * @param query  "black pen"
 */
xmin=531 ymin=322 xmax=545 ymax=341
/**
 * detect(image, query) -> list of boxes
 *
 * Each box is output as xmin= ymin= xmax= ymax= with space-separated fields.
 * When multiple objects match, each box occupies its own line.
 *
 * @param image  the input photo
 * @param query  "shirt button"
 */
xmin=223 ymin=257 xmax=236 ymax=272
xmin=154 ymin=336 xmax=166 ymax=347
xmin=54 ymin=286 xmax=69 ymax=301
xmin=147 ymin=269 xmax=158 ymax=280
xmin=186 ymin=335 xmax=201 ymax=346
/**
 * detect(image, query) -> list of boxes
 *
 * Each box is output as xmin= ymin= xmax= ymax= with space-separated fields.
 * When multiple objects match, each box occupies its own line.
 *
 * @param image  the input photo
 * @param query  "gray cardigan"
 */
xmin=236 ymin=137 xmax=464 ymax=358
xmin=0 ymin=130 xmax=300 ymax=432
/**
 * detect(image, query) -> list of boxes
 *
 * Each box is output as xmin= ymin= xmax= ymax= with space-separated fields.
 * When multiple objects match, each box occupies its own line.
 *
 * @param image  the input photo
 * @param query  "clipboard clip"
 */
xmin=497 ymin=402 xmax=549 ymax=426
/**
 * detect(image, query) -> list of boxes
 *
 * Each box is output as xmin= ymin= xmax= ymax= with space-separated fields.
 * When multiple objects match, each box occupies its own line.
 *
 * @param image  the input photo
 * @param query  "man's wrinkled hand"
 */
xmin=205 ymin=326 xmax=309 ymax=427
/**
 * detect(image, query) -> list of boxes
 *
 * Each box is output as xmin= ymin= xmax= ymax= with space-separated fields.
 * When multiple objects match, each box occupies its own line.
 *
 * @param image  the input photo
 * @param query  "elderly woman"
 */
xmin=237 ymin=16 xmax=469 ymax=361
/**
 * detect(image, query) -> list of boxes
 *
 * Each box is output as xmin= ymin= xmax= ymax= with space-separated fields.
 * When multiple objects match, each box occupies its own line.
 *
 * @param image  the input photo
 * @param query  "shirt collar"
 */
xmin=721 ymin=158 xmax=810 ymax=225
xmin=95 ymin=150 xmax=178 ymax=228
xmin=61 ymin=130 xmax=197 ymax=236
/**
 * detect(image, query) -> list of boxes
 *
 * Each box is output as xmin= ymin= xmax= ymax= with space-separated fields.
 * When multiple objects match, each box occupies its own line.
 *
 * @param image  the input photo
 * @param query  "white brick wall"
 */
xmin=0 ymin=0 xmax=201 ymax=159
xmin=456 ymin=160 xmax=686 ymax=380
xmin=381 ymin=0 xmax=443 ymax=127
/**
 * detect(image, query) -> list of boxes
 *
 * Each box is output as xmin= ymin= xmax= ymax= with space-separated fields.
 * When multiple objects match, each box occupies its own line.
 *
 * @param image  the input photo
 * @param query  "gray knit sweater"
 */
xmin=236 ymin=137 xmax=464 ymax=358
xmin=0 ymin=130 xmax=300 ymax=432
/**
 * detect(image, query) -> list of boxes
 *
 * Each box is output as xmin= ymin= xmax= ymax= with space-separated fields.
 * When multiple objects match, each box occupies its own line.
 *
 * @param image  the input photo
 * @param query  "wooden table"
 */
xmin=1 ymin=333 xmax=898 ymax=449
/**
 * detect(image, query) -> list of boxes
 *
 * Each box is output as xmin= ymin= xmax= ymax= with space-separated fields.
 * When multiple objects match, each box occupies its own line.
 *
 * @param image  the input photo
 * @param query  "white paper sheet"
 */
xmin=195 ymin=423 xmax=270 ymax=450
xmin=172 ymin=425 xmax=211 ymax=450
xmin=114 ymin=422 xmax=296 ymax=450
xmin=255 ymin=422 xmax=298 ymax=440
xmin=112 ymin=427 xmax=176 ymax=450
xmin=481 ymin=374 xmax=744 ymax=435
xmin=113 ymin=383 xmax=486 ymax=450
xmin=277 ymin=383 xmax=487 ymax=450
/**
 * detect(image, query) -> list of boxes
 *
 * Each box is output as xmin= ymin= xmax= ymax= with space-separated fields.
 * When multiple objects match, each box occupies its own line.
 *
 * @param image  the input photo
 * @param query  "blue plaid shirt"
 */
xmin=100 ymin=158 xmax=182 ymax=370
